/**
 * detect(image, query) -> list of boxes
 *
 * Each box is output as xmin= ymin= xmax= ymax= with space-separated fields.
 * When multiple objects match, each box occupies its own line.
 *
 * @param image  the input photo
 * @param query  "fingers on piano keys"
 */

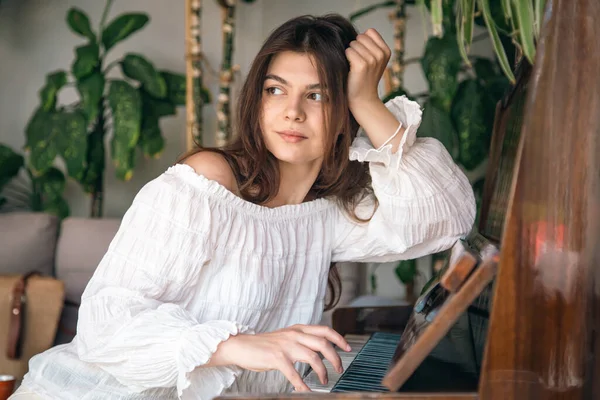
xmin=304 ymin=333 xmax=402 ymax=393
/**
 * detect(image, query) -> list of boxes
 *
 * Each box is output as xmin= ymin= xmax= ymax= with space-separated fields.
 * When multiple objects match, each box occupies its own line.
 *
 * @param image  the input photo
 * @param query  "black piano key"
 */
xmin=330 ymin=332 xmax=401 ymax=393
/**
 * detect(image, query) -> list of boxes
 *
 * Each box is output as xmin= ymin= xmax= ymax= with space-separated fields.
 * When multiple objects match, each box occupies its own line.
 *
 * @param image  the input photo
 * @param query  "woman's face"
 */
xmin=260 ymin=51 xmax=329 ymax=168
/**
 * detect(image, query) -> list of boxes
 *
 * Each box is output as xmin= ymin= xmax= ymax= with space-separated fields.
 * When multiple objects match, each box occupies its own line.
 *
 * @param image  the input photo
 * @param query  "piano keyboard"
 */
xmin=304 ymin=332 xmax=402 ymax=393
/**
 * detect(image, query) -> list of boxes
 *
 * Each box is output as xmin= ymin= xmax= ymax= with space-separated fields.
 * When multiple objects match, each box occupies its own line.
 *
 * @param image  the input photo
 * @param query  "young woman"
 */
xmin=13 ymin=13 xmax=475 ymax=400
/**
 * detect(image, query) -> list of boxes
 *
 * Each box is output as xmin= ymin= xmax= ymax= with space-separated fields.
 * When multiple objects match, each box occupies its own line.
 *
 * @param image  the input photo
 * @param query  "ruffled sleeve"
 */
xmin=332 ymin=95 xmax=476 ymax=263
xmin=74 ymin=172 xmax=252 ymax=399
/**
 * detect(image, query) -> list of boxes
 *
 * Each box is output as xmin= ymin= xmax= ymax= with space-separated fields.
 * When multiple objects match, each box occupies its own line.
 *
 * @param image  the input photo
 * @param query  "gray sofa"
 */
xmin=0 ymin=211 xmax=362 ymax=347
xmin=0 ymin=212 xmax=121 ymax=345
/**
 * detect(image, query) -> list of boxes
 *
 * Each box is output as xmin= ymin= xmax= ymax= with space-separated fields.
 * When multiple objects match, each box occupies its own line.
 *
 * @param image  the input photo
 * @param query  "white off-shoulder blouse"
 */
xmin=18 ymin=96 xmax=476 ymax=400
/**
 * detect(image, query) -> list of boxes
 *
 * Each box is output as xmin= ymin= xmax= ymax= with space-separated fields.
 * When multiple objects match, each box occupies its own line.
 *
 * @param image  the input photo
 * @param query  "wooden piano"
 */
xmin=217 ymin=0 xmax=600 ymax=398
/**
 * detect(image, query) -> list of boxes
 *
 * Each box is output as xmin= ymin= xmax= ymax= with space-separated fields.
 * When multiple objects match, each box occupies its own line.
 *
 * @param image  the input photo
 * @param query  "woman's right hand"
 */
xmin=209 ymin=324 xmax=352 ymax=391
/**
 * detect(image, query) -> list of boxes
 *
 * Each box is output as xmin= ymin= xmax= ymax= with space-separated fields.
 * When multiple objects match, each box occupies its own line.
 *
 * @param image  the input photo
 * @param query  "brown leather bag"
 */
xmin=0 ymin=274 xmax=64 ymax=379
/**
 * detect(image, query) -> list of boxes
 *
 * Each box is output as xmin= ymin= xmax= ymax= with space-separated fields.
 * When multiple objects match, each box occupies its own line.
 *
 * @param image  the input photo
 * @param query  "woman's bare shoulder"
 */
xmin=182 ymin=151 xmax=239 ymax=194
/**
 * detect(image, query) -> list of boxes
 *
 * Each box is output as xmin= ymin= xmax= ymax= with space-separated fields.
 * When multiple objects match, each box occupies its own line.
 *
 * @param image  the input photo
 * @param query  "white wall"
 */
xmin=0 ymin=0 xmax=492 ymax=299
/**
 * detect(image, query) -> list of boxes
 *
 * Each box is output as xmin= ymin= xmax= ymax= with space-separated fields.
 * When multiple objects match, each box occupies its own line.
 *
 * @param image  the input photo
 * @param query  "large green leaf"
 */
xmin=121 ymin=54 xmax=166 ymax=98
xmin=26 ymin=110 xmax=58 ymax=172
xmin=36 ymin=167 xmax=66 ymax=201
xmin=451 ymin=79 xmax=494 ymax=170
xmin=26 ymin=109 xmax=88 ymax=177
xmin=110 ymin=139 xmax=137 ymax=181
xmin=141 ymin=89 xmax=175 ymax=118
xmin=56 ymin=111 xmax=88 ymax=179
xmin=43 ymin=196 xmax=70 ymax=219
xmin=24 ymin=108 xmax=45 ymax=150
xmin=472 ymin=57 xmax=498 ymax=83
xmin=161 ymin=71 xmax=190 ymax=105
xmin=80 ymin=129 xmax=105 ymax=193
xmin=421 ymin=34 xmax=462 ymax=112
xmin=39 ymin=70 xmax=67 ymax=112
xmin=108 ymin=80 xmax=141 ymax=148
xmin=0 ymin=144 xmax=24 ymax=189
xmin=72 ymin=42 xmax=100 ymax=80
xmin=138 ymin=115 xmax=165 ymax=159
xmin=66 ymin=7 xmax=96 ymax=41
xmin=101 ymin=13 xmax=149 ymax=52
xmin=77 ymin=72 xmax=105 ymax=124
xmin=485 ymin=75 xmax=510 ymax=106
xmin=108 ymin=80 xmax=141 ymax=180
xmin=419 ymin=99 xmax=459 ymax=159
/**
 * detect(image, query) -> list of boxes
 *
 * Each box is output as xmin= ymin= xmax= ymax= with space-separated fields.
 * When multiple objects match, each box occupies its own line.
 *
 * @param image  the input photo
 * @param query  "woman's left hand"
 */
xmin=345 ymin=28 xmax=391 ymax=108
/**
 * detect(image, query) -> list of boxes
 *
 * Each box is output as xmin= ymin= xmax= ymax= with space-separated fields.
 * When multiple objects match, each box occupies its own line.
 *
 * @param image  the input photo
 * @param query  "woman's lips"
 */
xmin=277 ymin=131 xmax=307 ymax=143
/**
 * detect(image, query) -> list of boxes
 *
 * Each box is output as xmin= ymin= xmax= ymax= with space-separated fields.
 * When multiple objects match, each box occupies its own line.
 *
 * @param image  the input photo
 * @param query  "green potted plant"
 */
xmin=5 ymin=0 xmax=211 ymax=218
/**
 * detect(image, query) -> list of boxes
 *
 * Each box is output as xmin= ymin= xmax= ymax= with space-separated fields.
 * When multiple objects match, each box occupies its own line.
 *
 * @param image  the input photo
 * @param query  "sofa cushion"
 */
xmin=0 ymin=212 xmax=59 ymax=276
xmin=55 ymin=217 xmax=121 ymax=304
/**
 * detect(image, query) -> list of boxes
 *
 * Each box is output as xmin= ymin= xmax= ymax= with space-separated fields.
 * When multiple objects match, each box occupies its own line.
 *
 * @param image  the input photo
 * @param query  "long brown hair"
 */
xmin=179 ymin=14 xmax=376 ymax=311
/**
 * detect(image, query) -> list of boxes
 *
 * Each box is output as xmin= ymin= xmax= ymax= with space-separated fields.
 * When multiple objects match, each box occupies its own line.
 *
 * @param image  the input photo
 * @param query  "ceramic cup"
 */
xmin=0 ymin=375 xmax=16 ymax=400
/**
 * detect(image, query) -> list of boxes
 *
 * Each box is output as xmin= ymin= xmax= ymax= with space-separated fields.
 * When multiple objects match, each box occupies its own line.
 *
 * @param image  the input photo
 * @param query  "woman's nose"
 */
xmin=284 ymin=97 xmax=306 ymax=122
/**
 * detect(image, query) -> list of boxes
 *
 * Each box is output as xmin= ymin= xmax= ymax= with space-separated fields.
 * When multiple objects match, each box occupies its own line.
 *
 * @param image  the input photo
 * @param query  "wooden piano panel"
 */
xmin=478 ymin=0 xmax=600 ymax=398
xmin=383 ymin=256 xmax=498 ymax=391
